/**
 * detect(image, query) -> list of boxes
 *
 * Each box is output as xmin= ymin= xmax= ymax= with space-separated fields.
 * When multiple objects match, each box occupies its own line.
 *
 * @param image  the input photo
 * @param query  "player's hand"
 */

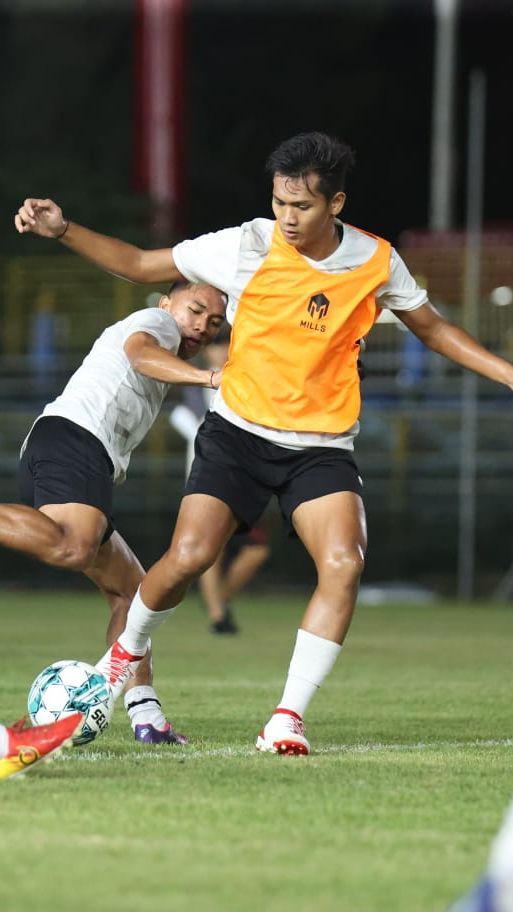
xmin=14 ymin=198 xmax=67 ymax=239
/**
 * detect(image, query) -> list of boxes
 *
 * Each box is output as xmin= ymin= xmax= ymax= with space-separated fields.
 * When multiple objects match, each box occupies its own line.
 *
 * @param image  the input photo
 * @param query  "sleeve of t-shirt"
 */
xmin=376 ymin=249 xmax=429 ymax=312
xmin=172 ymin=227 xmax=242 ymax=293
xmin=121 ymin=309 xmax=182 ymax=354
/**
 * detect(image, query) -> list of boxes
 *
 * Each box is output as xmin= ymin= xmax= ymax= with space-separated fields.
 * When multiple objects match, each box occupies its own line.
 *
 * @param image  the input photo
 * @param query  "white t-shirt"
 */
xmin=23 ymin=308 xmax=182 ymax=483
xmin=173 ymin=219 xmax=428 ymax=450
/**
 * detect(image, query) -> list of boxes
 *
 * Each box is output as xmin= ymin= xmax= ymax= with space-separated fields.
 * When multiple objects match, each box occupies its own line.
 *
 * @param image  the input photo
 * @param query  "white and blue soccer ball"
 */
xmin=28 ymin=660 xmax=114 ymax=745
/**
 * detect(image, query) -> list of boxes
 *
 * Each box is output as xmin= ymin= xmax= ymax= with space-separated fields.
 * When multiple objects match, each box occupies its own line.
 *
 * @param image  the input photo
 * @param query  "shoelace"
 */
xmin=280 ymin=714 xmax=305 ymax=736
xmin=10 ymin=716 xmax=30 ymax=732
xmin=104 ymin=654 xmax=135 ymax=683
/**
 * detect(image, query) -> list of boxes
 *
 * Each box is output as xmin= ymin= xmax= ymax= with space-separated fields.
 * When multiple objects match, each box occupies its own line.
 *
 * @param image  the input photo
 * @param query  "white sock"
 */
xmin=277 ymin=628 xmax=342 ymax=718
xmin=124 ymin=685 xmax=168 ymax=731
xmin=118 ymin=586 xmax=176 ymax=655
xmin=0 ymin=725 xmax=7 ymax=757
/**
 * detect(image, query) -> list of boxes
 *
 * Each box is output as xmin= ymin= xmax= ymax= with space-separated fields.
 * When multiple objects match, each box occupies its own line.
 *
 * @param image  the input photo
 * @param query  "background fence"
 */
xmin=1 ymin=234 xmax=512 ymax=595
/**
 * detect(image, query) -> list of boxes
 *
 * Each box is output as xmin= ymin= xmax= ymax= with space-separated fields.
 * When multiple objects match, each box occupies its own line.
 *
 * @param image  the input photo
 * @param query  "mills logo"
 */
xmin=307 ymin=293 xmax=330 ymax=319
xmin=300 ymin=293 xmax=330 ymax=332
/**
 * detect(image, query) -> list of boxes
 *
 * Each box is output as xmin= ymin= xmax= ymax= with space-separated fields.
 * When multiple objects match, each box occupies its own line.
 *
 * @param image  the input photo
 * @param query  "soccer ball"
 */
xmin=28 ymin=660 xmax=114 ymax=745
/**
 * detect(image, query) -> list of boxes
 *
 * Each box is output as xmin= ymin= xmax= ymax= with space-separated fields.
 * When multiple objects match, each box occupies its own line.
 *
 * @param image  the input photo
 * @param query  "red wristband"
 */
xmin=56 ymin=221 xmax=69 ymax=240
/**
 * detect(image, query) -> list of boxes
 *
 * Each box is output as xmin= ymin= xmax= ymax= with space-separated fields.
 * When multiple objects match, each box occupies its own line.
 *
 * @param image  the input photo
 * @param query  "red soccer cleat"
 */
xmin=0 ymin=712 xmax=84 ymax=780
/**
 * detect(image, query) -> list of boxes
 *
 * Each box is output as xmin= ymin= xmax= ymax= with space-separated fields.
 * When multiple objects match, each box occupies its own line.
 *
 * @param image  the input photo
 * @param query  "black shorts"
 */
xmin=184 ymin=412 xmax=363 ymax=535
xmin=18 ymin=416 xmax=116 ymax=542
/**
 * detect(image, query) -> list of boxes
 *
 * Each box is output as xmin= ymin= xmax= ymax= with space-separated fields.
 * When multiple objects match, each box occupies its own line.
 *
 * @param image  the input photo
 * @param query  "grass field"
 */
xmin=0 ymin=589 xmax=512 ymax=912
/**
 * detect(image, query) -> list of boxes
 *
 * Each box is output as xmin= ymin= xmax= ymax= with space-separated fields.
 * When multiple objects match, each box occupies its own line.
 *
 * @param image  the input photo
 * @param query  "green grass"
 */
xmin=1 ymin=590 xmax=512 ymax=912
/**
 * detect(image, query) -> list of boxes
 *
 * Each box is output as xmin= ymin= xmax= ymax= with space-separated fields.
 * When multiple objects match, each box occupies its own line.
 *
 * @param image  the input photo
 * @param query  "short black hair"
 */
xmin=167 ymin=280 xmax=193 ymax=296
xmin=167 ymin=280 xmax=228 ymax=311
xmin=266 ymin=132 xmax=355 ymax=200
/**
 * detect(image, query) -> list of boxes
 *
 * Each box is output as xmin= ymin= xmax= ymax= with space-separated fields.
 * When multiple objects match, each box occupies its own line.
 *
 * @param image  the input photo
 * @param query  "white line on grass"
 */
xmin=65 ymin=737 xmax=513 ymax=763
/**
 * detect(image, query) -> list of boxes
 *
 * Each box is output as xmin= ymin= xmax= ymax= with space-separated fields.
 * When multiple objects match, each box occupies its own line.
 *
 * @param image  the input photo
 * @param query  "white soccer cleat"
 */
xmin=256 ymin=708 xmax=310 ymax=756
xmin=95 ymin=640 xmax=148 ymax=701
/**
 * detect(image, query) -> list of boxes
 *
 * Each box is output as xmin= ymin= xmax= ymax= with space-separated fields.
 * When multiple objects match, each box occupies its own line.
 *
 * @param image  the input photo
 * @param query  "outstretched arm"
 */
xmin=14 ymin=198 xmax=181 ymax=285
xmin=123 ymin=333 xmax=221 ymax=388
xmin=398 ymin=301 xmax=513 ymax=390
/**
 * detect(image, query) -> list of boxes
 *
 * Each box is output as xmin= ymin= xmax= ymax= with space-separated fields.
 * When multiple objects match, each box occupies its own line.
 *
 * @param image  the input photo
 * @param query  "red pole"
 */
xmin=133 ymin=0 xmax=188 ymax=237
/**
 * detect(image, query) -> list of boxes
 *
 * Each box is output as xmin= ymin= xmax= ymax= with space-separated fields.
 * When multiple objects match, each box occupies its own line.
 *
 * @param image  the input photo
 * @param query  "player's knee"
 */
xmin=171 ymin=535 xmax=218 ymax=579
xmin=323 ymin=546 xmax=365 ymax=585
xmin=52 ymin=539 xmax=99 ymax=571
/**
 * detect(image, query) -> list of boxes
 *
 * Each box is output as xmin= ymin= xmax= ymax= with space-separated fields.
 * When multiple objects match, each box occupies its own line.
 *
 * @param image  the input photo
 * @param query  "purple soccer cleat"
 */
xmin=134 ymin=722 xmax=188 ymax=745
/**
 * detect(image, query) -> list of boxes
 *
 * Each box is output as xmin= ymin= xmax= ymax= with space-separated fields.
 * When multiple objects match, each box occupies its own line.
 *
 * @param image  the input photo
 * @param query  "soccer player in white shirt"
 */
xmin=15 ymin=132 xmax=513 ymax=755
xmin=0 ymin=282 xmax=226 ymax=744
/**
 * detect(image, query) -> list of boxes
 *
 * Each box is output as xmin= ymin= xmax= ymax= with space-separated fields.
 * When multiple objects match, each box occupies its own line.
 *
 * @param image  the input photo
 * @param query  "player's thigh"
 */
xmin=20 ymin=417 xmax=114 ymax=550
xmin=170 ymin=493 xmax=239 ymax=558
xmin=40 ymin=502 xmax=108 ymax=553
xmin=292 ymin=491 xmax=367 ymax=568
xmin=185 ymin=414 xmax=272 ymax=530
xmin=279 ymin=447 xmax=364 ymax=537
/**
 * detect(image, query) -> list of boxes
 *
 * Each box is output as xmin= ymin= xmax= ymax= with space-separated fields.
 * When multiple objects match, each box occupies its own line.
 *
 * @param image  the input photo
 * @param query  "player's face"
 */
xmin=271 ymin=172 xmax=345 ymax=257
xmin=165 ymin=284 xmax=226 ymax=360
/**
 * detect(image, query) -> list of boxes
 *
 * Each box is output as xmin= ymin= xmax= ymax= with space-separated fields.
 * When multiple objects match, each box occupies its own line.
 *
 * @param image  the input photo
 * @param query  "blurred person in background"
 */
xmin=170 ymin=332 xmax=270 ymax=635
xmin=447 ymin=799 xmax=513 ymax=911
xmin=0 ymin=281 xmax=225 ymax=743
xmin=15 ymin=131 xmax=513 ymax=755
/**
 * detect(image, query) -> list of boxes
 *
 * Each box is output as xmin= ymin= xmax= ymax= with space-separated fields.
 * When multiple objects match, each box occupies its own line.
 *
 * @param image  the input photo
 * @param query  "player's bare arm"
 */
xmin=398 ymin=301 xmax=513 ymax=390
xmin=124 ymin=333 xmax=222 ymax=388
xmin=14 ymin=197 xmax=180 ymax=285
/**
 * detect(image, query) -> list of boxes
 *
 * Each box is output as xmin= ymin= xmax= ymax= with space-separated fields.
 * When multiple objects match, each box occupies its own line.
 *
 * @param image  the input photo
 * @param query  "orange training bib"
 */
xmin=221 ymin=223 xmax=391 ymax=433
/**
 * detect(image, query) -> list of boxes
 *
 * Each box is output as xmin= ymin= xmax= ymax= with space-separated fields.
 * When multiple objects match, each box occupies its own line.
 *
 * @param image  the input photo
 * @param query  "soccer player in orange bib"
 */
xmin=16 ymin=132 xmax=513 ymax=754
